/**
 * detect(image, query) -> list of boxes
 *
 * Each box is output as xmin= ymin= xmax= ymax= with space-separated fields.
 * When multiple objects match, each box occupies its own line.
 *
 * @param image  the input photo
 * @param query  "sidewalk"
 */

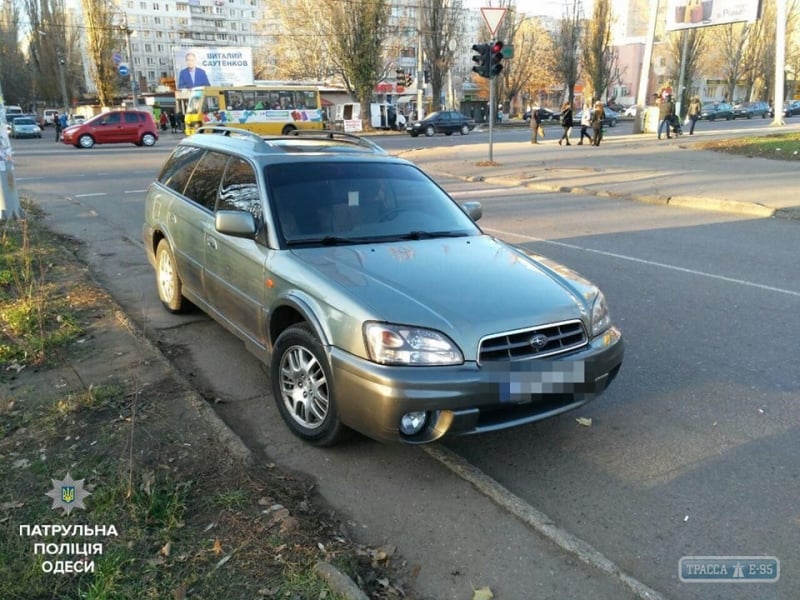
xmin=404 ymin=124 xmax=800 ymax=221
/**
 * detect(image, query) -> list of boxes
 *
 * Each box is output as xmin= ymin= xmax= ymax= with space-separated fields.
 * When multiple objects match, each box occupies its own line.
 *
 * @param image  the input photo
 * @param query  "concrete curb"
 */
xmin=423 ymin=445 xmax=668 ymax=600
xmin=433 ymin=168 xmax=791 ymax=221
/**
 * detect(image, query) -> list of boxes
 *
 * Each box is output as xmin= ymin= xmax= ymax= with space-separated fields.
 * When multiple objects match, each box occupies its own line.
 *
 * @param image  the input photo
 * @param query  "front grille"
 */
xmin=478 ymin=320 xmax=588 ymax=363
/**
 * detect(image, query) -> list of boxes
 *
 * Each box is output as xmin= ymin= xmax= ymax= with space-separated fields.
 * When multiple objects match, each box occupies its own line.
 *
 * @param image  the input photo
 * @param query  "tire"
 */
xmin=281 ymin=125 xmax=297 ymax=135
xmin=709 ymin=115 xmax=716 ymax=121
xmin=78 ymin=134 xmax=95 ymax=148
xmin=141 ymin=133 xmax=157 ymax=146
xmin=409 ymin=131 xmax=418 ymax=137
xmin=445 ymin=131 xmax=453 ymax=136
xmin=747 ymin=114 xmax=752 ymax=119
xmin=155 ymin=240 xmax=187 ymax=313
xmin=460 ymin=124 xmax=470 ymax=135
xmin=425 ymin=125 xmax=435 ymax=137
xmin=271 ymin=324 xmax=345 ymax=446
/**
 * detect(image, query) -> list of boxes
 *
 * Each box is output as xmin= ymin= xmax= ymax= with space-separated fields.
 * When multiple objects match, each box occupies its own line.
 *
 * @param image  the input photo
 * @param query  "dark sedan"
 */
xmin=769 ymin=100 xmax=800 ymax=118
xmin=699 ymin=102 xmax=734 ymax=120
xmin=733 ymin=101 xmax=770 ymax=119
xmin=406 ymin=111 xmax=476 ymax=137
xmin=523 ymin=107 xmax=558 ymax=122
xmin=574 ymin=107 xmax=619 ymax=127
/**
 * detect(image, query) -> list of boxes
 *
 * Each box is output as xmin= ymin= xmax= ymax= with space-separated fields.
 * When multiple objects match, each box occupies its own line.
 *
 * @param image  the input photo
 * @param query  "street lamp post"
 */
xmin=56 ymin=50 xmax=69 ymax=116
xmin=120 ymin=15 xmax=138 ymax=108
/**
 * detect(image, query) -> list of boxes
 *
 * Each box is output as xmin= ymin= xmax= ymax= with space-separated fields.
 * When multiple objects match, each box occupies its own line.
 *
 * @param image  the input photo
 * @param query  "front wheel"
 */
xmin=460 ymin=124 xmax=470 ymax=135
xmin=271 ymin=324 xmax=345 ymax=446
xmin=141 ymin=133 xmax=157 ymax=146
xmin=424 ymin=125 xmax=435 ymax=137
xmin=408 ymin=131 xmax=418 ymax=137
xmin=155 ymin=240 xmax=187 ymax=313
xmin=78 ymin=134 xmax=95 ymax=148
xmin=281 ymin=125 xmax=297 ymax=135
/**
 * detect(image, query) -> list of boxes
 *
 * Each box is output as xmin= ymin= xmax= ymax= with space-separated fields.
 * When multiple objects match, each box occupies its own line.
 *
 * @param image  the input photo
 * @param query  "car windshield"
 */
xmin=14 ymin=118 xmax=35 ymax=125
xmin=265 ymin=161 xmax=481 ymax=246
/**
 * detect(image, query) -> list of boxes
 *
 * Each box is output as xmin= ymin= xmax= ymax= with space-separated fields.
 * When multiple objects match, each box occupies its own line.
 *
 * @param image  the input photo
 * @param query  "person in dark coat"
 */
xmin=658 ymin=95 xmax=676 ymax=139
xmin=558 ymin=101 xmax=573 ymax=146
xmin=590 ymin=101 xmax=605 ymax=146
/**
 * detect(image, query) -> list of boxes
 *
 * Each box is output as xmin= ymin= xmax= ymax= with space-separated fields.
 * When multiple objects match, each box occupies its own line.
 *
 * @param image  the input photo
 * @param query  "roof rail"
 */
xmin=194 ymin=125 xmax=269 ymax=146
xmin=287 ymin=129 xmax=387 ymax=154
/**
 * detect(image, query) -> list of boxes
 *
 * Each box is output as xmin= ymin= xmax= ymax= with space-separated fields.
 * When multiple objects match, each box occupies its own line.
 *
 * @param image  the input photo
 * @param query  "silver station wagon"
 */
xmin=143 ymin=128 xmax=623 ymax=445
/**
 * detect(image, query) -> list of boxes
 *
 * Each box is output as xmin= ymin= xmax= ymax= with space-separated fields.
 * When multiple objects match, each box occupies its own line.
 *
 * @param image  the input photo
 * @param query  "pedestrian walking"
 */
xmin=591 ymin=101 xmax=605 ymax=146
xmin=54 ymin=111 xmax=61 ymax=142
xmin=169 ymin=111 xmax=177 ymax=133
xmin=577 ymin=104 xmax=593 ymax=145
xmin=687 ymin=95 xmax=701 ymax=135
xmin=530 ymin=107 xmax=545 ymax=144
xmin=558 ymin=101 xmax=573 ymax=146
xmin=657 ymin=94 xmax=675 ymax=139
xmin=159 ymin=111 xmax=169 ymax=132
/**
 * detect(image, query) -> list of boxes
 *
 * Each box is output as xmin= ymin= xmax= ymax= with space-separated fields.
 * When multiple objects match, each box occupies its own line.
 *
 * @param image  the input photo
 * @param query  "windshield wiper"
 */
xmin=396 ymin=230 xmax=469 ymax=240
xmin=286 ymin=235 xmax=363 ymax=247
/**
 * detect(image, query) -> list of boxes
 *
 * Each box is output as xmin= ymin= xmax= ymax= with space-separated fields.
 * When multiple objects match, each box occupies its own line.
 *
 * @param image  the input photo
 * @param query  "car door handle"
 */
xmin=206 ymin=237 xmax=217 ymax=250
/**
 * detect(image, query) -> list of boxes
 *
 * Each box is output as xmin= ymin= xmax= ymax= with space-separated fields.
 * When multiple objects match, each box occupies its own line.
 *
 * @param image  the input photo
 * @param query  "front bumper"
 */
xmin=330 ymin=327 xmax=623 ymax=444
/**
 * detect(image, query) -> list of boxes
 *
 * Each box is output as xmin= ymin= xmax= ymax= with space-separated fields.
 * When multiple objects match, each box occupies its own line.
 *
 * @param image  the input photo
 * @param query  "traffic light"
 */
xmin=405 ymin=72 xmax=413 ymax=87
xmin=471 ymin=43 xmax=491 ymax=79
xmin=490 ymin=41 xmax=504 ymax=78
xmin=396 ymin=69 xmax=405 ymax=86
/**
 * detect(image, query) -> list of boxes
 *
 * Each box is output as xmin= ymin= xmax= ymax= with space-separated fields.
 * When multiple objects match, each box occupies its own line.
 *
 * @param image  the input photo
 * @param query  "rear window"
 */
xmin=158 ymin=145 xmax=205 ymax=195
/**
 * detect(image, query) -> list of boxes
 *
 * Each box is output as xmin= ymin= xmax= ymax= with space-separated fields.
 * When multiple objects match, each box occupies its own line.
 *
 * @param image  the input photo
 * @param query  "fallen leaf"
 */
xmin=213 ymin=538 xmax=222 ymax=555
xmin=161 ymin=542 xmax=171 ymax=557
xmin=576 ymin=417 xmax=593 ymax=427
xmin=215 ymin=554 xmax=232 ymax=569
xmin=473 ymin=586 xmax=494 ymax=600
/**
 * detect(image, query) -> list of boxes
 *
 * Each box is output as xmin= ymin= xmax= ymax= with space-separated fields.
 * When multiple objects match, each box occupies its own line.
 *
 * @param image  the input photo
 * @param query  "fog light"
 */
xmin=399 ymin=411 xmax=427 ymax=435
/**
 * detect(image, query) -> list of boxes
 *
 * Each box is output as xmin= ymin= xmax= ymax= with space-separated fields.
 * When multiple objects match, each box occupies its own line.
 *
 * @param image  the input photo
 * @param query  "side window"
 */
xmin=182 ymin=151 xmax=230 ymax=211
xmin=102 ymin=113 xmax=121 ymax=125
xmin=218 ymin=157 xmax=262 ymax=223
xmin=124 ymin=113 xmax=141 ymax=124
xmin=157 ymin=145 xmax=205 ymax=195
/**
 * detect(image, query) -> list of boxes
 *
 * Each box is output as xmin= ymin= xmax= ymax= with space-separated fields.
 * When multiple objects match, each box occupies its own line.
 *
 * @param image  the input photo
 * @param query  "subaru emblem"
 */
xmin=529 ymin=333 xmax=548 ymax=349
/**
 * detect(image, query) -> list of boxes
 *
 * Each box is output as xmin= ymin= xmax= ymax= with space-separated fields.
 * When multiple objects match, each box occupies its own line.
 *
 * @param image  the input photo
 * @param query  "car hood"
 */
xmin=289 ymin=235 xmax=595 ymax=354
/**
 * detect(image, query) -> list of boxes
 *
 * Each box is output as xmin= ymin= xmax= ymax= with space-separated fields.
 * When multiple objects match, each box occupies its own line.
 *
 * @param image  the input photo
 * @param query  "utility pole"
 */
xmin=416 ymin=2 xmax=423 ymax=120
xmin=56 ymin=49 xmax=69 ymax=116
xmin=120 ymin=14 xmax=138 ymax=108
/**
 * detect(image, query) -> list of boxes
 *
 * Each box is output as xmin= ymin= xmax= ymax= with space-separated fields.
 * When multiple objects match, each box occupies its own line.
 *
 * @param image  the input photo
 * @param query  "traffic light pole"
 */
xmin=488 ymin=79 xmax=495 ymax=162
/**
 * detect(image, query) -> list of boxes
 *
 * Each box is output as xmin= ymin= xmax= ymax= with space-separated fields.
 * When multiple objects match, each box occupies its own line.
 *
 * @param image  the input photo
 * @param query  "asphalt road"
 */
xmin=10 ymin=130 xmax=800 ymax=599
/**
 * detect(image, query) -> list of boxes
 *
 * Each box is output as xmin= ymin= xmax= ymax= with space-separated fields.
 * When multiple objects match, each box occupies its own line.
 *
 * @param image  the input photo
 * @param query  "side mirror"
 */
xmin=215 ymin=210 xmax=256 ymax=238
xmin=462 ymin=201 xmax=482 ymax=222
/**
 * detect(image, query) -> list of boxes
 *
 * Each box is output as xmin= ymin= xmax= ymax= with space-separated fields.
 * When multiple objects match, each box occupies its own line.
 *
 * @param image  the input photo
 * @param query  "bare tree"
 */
xmin=256 ymin=0 xmax=338 ymax=82
xmin=666 ymin=28 xmax=706 ymax=115
xmin=326 ymin=0 xmax=390 ymax=126
xmin=581 ymin=0 xmax=617 ymax=103
xmin=0 ymin=3 xmax=30 ymax=108
xmin=421 ymin=0 xmax=465 ymax=112
xmin=706 ymin=23 xmax=750 ymax=103
xmin=26 ymin=0 xmax=85 ymax=109
xmin=80 ymin=0 xmax=121 ymax=108
xmin=500 ymin=13 xmax=557 ymax=113
xmin=552 ymin=0 xmax=583 ymax=107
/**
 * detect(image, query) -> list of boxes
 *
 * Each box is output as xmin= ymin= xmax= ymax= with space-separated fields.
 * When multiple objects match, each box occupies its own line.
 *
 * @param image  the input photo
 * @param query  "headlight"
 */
xmin=364 ymin=322 xmax=463 ymax=366
xmin=590 ymin=291 xmax=612 ymax=337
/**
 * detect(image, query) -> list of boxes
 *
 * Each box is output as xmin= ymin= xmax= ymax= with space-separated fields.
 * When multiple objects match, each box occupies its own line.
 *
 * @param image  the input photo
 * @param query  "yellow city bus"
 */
xmin=183 ymin=85 xmax=325 ymax=135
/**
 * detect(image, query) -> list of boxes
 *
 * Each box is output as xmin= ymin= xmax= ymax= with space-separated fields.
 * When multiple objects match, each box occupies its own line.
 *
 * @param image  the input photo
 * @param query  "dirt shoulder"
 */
xmin=0 ymin=208 xmax=417 ymax=599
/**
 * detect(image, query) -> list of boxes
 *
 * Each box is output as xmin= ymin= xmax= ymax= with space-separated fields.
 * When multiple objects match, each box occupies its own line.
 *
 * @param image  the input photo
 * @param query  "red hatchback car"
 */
xmin=61 ymin=110 xmax=159 ymax=149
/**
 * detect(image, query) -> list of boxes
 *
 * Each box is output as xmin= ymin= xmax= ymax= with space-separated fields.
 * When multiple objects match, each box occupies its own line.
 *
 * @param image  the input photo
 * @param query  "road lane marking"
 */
xmin=487 ymin=227 xmax=800 ymax=298
xmin=74 ymin=193 xmax=107 ymax=198
xmin=124 ymin=189 xmax=149 ymax=194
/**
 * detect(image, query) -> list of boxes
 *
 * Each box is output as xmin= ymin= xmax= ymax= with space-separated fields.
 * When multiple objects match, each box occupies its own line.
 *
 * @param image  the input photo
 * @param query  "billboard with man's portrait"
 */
xmin=665 ymin=0 xmax=761 ymax=30
xmin=173 ymin=47 xmax=254 ymax=89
